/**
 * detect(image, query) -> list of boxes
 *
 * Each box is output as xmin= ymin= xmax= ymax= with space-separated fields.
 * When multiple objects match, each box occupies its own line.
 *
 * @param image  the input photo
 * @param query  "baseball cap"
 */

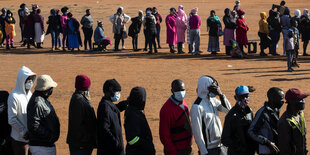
xmin=285 ymin=88 xmax=309 ymax=102
xmin=235 ymin=85 xmax=249 ymax=95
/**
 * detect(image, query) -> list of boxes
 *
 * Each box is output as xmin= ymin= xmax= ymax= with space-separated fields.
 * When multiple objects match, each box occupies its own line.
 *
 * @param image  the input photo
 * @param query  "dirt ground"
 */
xmin=1 ymin=0 xmax=310 ymax=154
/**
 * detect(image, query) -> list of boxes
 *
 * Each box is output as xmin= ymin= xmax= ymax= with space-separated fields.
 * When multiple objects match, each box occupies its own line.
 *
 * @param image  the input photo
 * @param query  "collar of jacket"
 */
xmin=235 ymin=102 xmax=251 ymax=115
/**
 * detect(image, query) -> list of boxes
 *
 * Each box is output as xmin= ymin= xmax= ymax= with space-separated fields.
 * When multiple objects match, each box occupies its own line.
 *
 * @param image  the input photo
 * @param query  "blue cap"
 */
xmin=235 ymin=85 xmax=249 ymax=95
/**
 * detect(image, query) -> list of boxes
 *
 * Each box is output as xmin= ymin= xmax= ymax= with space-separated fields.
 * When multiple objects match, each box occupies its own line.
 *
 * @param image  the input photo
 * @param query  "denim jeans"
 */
xmin=287 ymin=50 xmax=294 ymax=68
xmin=147 ymin=29 xmax=157 ymax=52
xmin=282 ymin=29 xmax=289 ymax=55
xmin=156 ymin=24 xmax=161 ymax=47
xmin=69 ymin=145 xmax=93 ymax=155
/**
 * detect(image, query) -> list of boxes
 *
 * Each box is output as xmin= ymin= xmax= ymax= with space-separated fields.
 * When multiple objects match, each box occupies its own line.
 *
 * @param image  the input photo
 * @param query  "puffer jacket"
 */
xmin=66 ymin=90 xmax=97 ymax=149
xmin=124 ymin=87 xmax=155 ymax=155
xmin=27 ymin=91 xmax=60 ymax=147
xmin=190 ymin=76 xmax=231 ymax=154
xmin=221 ymin=103 xmax=256 ymax=155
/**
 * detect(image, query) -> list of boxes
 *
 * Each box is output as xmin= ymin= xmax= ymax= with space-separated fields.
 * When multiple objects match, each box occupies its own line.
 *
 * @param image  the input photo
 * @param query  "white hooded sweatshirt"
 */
xmin=190 ymin=76 xmax=231 ymax=154
xmin=8 ymin=66 xmax=36 ymax=142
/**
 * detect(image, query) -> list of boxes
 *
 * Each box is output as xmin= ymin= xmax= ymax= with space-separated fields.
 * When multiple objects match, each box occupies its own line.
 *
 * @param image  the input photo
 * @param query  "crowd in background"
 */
xmin=0 ymin=66 xmax=308 ymax=155
xmin=0 ymin=1 xmax=309 ymax=57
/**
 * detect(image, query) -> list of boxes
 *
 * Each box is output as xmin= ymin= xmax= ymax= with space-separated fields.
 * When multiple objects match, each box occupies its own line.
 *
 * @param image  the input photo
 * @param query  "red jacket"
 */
xmin=236 ymin=17 xmax=248 ymax=46
xmin=159 ymin=96 xmax=192 ymax=155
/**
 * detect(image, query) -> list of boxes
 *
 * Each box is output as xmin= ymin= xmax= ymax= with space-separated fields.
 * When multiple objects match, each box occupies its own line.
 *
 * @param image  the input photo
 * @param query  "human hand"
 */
xmin=268 ymin=142 xmax=280 ymax=154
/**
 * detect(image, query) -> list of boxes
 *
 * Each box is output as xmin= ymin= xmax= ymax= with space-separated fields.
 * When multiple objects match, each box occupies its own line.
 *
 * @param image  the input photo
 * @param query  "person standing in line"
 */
xmin=0 ymin=8 xmax=7 ymax=47
xmin=300 ymin=9 xmax=310 ymax=56
xmin=152 ymin=7 xmax=162 ymax=49
xmin=97 ymin=79 xmax=128 ymax=155
xmin=80 ymin=9 xmax=93 ymax=51
xmin=67 ymin=12 xmax=82 ymax=52
xmin=221 ymin=85 xmax=256 ymax=155
xmin=143 ymin=8 xmax=157 ymax=54
xmin=248 ymin=87 xmax=285 ymax=155
xmin=223 ymin=8 xmax=237 ymax=55
xmin=27 ymin=75 xmax=59 ymax=155
xmin=4 ymin=10 xmax=16 ymax=50
xmin=189 ymin=8 xmax=201 ymax=55
xmin=18 ymin=3 xmax=26 ymax=43
xmin=159 ymin=79 xmax=193 ymax=155
xmin=128 ymin=10 xmax=143 ymax=51
xmin=33 ymin=9 xmax=44 ymax=48
xmin=60 ymin=6 xmax=69 ymax=51
xmin=124 ymin=87 xmax=156 ymax=155
xmin=280 ymin=8 xmax=291 ymax=56
xmin=166 ymin=8 xmax=177 ymax=53
xmin=190 ymin=76 xmax=231 ymax=155
xmin=0 ymin=91 xmax=13 ymax=155
xmin=207 ymin=10 xmax=222 ymax=55
xmin=267 ymin=10 xmax=281 ymax=55
xmin=8 ymin=66 xmax=36 ymax=155
xmin=176 ymin=5 xmax=187 ymax=54
xmin=46 ymin=9 xmax=62 ymax=51
xmin=278 ymin=88 xmax=308 ymax=155
xmin=110 ymin=6 xmax=131 ymax=51
xmin=258 ymin=12 xmax=270 ymax=56
xmin=67 ymin=75 xmax=97 ymax=155
xmin=186 ymin=12 xmax=193 ymax=53
xmin=236 ymin=9 xmax=249 ymax=53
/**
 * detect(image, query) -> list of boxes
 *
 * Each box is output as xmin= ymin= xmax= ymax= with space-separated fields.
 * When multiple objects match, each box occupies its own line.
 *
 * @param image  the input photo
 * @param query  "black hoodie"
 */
xmin=124 ymin=87 xmax=155 ymax=155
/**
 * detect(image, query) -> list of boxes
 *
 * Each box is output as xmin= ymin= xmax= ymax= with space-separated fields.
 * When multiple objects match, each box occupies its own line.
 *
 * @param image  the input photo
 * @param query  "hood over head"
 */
xmin=191 ymin=8 xmax=198 ymax=15
xmin=303 ymin=9 xmax=309 ymax=16
xmin=128 ymin=86 xmax=146 ymax=110
xmin=15 ymin=66 xmax=36 ymax=94
xmin=260 ymin=12 xmax=267 ymax=20
xmin=294 ymin=9 xmax=301 ymax=18
xmin=197 ymin=76 xmax=214 ymax=99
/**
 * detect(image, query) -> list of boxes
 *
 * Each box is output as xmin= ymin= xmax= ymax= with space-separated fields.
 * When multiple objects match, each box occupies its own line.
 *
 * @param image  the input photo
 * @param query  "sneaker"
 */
xmin=122 ymin=46 xmax=126 ymax=50
xmin=272 ymin=53 xmax=280 ymax=56
xmin=260 ymin=52 xmax=267 ymax=56
xmin=303 ymin=53 xmax=310 ymax=56
xmin=288 ymin=68 xmax=294 ymax=72
xmin=178 ymin=51 xmax=185 ymax=54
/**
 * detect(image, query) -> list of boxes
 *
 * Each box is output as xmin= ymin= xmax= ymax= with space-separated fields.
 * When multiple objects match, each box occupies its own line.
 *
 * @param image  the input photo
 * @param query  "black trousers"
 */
xmin=147 ymin=30 xmax=157 ymax=52
xmin=132 ymin=35 xmax=138 ymax=50
xmin=82 ymin=27 xmax=93 ymax=50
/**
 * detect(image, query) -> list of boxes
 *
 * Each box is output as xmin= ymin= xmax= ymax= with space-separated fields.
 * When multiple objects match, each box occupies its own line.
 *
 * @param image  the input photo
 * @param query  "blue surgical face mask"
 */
xmin=209 ymin=92 xmax=216 ymax=98
xmin=174 ymin=91 xmax=186 ymax=102
xmin=111 ymin=92 xmax=121 ymax=102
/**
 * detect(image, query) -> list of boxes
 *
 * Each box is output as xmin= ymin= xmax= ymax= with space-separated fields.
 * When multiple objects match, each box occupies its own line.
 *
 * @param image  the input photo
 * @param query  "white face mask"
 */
xmin=174 ymin=91 xmax=186 ymax=102
xmin=25 ymin=80 xmax=33 ymax=90
xmin=111 ymin=92 xmax=121 ymax=102
xmin=241 ymin=15 xmax=245 ymax=18
xmin=209 ymin=92 xmax=216 ymax=98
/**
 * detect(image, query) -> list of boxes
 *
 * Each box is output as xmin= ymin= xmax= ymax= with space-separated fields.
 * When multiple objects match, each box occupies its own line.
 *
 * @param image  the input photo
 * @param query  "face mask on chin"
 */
xmin=111 ymin=92 xmax=121 ymax=102
xmin=174 ymin=91 xmax=186 ymax=102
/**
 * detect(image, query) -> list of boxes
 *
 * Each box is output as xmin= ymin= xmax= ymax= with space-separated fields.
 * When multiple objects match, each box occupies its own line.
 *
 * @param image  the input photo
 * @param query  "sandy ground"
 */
xmin=1 ymin=0 xmax=310 ymax=154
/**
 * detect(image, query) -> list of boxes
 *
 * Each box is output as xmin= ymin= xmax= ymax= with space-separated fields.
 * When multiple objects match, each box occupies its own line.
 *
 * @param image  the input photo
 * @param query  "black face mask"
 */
xmin=46 ymin=87 xmax=54 ymax=98
xmin=297 ymin=100 xmax=306 ymax=111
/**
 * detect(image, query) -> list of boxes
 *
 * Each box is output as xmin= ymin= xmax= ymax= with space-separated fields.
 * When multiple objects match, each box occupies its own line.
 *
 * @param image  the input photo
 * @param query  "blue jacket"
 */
xmin=94 ymin=26 xmax=106 ymax=43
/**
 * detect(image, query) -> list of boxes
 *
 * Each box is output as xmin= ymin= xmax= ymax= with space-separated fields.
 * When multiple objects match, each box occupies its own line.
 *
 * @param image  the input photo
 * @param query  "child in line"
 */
xmin=291 ymin=20 xmax=300 ymax=67
xmin=285 ymin=30 xmax=295 ymax=72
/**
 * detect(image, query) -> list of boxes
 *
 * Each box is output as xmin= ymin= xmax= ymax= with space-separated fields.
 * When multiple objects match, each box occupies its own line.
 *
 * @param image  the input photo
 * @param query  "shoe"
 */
xmin=211 ymin=52 xmax=217 ymax=55
xmin=10 ymin=44 xmax=16 ymax=48
xmin=114 ymin=49 xmax=121 ymax=51
xmin=260 ymin=52 xmax=267 ymax=56
xmin=148 ymin=51 xmax=152 ymax=54
xmin=178 ymin=51 xmax=185 ymax=54
xmin=272 ymin=53 xmax=280 ymax=56
xmin=193 ymin=52 xmax=200 ymax=55
xmin=154 ymin=50 xmax=158 ymax=53
xmin=143 ymin=48 xmax=147 ymax=51
xmin=303 ymin=53 xmax=310 ymax=56
xmin=51 ymin=47 xmax=55 ymax=51
xmin=288 ymin=68 xmax=294 ymax=72
xmin=84 ymin=49 xmax=89 ymax=52
xmin=122 ymin=46 xmax=126 ymax=50
xmin=63 ymin=48 xmax=67 ymax=51
xmin=158 ymin=46 xmax=162 ymax=49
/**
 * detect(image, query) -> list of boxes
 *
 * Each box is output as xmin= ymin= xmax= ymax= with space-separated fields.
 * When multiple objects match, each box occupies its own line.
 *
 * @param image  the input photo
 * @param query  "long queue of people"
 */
xmin=1 ymin=1 xmax=310 ymax=58
xmin=0 ymin=66 xmax=308 ymax=155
